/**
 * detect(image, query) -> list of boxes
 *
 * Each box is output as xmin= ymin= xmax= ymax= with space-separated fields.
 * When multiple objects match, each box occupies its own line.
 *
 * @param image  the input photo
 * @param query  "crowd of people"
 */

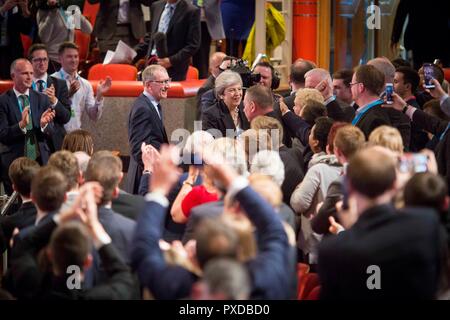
xmin=0 ymin=0 xmax=450 ymax=301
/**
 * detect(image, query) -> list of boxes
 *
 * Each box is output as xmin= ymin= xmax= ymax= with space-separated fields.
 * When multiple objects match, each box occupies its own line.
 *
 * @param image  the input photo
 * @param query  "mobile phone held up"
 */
xmin=385 ymin=83 xmax=394 ymax=104
xmin=398 ymin=153 xmax=428 ymax=174
xmin=423 ymin=63 xmax=436 ymax=89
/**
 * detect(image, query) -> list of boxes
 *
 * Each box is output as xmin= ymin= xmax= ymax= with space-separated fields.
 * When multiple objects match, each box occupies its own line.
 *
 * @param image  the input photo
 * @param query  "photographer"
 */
xmin=37 ymin=0 xmax=92 ymax=73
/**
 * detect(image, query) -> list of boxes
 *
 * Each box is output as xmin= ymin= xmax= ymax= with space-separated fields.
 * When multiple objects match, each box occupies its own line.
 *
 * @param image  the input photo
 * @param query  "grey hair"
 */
xmin=142 ymin=64 xmax=167 ymax=84
xmin=10 ymin=58 xmax=31 ymax=76
xmin=368 ymin=57 xmax=395 ymax=84
xmin=214 ymin=70 xmax=243 ymax=97
xmin=305 ymin=68 xmax=333 ymax=87
xmin=250 ymin=150 xmax=285 ymax=186
xmin=204 ymin=137 xmax=248 ymax=176
xmin=183 ymin=130 xmax=215 ymax=155
xmin=202 ymin=258 xmax=250 ymax=300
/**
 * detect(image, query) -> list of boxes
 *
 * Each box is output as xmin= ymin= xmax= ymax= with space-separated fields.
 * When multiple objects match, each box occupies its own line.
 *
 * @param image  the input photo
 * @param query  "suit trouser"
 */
xmin=97 ymin=24 xmax=140 ymax=58
xmin=192 ymin=22 xmax=211 ymax=79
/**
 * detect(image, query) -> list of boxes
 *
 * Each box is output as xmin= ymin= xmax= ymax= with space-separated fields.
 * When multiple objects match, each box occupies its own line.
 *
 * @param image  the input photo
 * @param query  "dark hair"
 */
xmin=313 ymin=116 xmax=334 ymax=152
xmin=8 ymin=157 xmax=40 ymax=197
xmin=423 ymin=99 xmax=450 ymax=121
xmin=62 ymin=129 xmax=94 ymax=156
xmin=347 ymin=147 xmax=397 ymax=198
xmin=290 ymin=59 xmax=315 ymax=85
xmin=28 ymin=43 xmax=48 ymax=60
xmin=302 ymin=100 xmax=327 ymax=126
xmin=354 ymin=65 xmax=385 ymax=96
xmin=84 ymin=152 xmax=122 ymax=205
xmin=404 ymin=172 xmax=448 ymax=217
xmin=391 ymin=58 xmax=412 ymax=69
xmin=396 ymin=66 xmax=420 ymax=94
xmin=245 ymin=85 xmax=273 ymax=110
xmin=48 ymin=151 xmax=80 ymax=191
xmin=326 ymin=122 xmax=348 ymax=154
xmin=195 ymin=218 xmax=239 ymax=269
xmin=255 ymin=61 xmax=279 ymax=89
xmin=58 ymin=41 xmax=79 ymax=55
xmin=332 ymin=69 xmax=353 ymax=88
xmin=49 ymin=221 xmax=91 ymax=276
xmin=31 ymin=166 xmax=68 ymax=212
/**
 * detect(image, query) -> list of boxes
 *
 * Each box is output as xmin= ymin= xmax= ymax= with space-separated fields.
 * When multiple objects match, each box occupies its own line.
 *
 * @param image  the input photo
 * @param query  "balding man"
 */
xmin=284 ymin=59 xmax=315 ymax=110
xmin=305 ymin=68 xmax=354 ymax=122
xmin=0 ymin=59 xmax=56 ymax=194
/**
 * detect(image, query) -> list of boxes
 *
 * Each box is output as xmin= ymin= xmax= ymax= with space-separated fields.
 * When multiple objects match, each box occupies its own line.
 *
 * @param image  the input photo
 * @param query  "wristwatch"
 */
xmin=402 ymin=104 xmax=409 ymax=114
xmin=183 ymin=180 xmax=194 ymax=187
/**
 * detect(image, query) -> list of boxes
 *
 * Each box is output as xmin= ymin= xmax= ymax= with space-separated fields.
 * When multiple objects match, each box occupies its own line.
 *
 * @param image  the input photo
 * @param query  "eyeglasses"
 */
xmin=32 ymin=57 xmax=48 ymax=63
xmin=150 ymin=78 xmax=171 ymax=85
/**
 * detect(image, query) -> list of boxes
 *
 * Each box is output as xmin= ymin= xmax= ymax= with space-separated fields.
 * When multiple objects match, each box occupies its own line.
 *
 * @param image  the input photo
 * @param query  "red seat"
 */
xmin=296 ymin=263 xmax=310 ymax=299
xmin=88 ymin=64 xmax=138 ymax=81
xmin=298 ymin=273 xmax=320 ymax=300
xmin=20 ymin=34 xmax=33 ymax=57
xmin=74 ymin=29 xmax=91 ymax=62
xmin=305 ymin=286 xmax=320 ymax=300
xmin=186 ymin=66 xmax=199 ymax=80
xmin=444 ymin=68 xmax=450 ymax=83
xmin=82 ymin=0 xmax=100 ymax=26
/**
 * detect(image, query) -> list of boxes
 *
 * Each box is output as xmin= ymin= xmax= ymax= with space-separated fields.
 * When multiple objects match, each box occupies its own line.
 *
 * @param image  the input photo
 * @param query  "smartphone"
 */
xmin=398 ymin=153 xmax=428 ymax=173
xmin=423 ymin=63 xmax=436 ymax=89
xmin=385 ymin=83 xmax=394 ymax=104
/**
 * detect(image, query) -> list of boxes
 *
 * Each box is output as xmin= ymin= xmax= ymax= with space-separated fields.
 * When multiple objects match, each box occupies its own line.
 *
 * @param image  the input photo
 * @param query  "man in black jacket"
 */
xmin=29 ymin=44 xmax=71 ymax=152
xmin=318 ymin=146 xmax=442 ymax=300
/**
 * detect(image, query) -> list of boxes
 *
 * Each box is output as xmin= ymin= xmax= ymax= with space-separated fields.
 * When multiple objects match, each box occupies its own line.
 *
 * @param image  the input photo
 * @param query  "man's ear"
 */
xmin=30 ymin=192 xmax=36 ymax=204
xmin=112 ymin=186 xmax=120 ymax=199
xmin=12 ymin=183 xmax=17 ymax=193
xmin=78 ymin=171 xmax=84 ymax=185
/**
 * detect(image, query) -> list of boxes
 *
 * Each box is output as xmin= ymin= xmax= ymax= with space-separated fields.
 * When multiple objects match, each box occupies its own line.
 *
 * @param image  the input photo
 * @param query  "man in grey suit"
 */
xmin=88 ymin=0 xmax=156 ymax=58
xmin=191 ymin=0 xmax=225 ymax=79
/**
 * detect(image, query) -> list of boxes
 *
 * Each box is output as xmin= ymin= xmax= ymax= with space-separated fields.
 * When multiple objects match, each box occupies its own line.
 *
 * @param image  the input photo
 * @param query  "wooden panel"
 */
xmin=317 ymin=0 xmax=331 ymax=69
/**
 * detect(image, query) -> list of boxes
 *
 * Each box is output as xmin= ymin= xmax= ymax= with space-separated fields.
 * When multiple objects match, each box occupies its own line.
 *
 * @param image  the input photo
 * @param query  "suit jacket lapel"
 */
xmin=152 ymin=2 xmax=166 ymax=35
xmin=167 ymin=0 xmax=185 ymax=34
xmin=29 ymin=91 xmax=41 ymax=128
xmin=219 ymin=101 xmax=235 ymax=130
xmin=8 ymin=90 xmax=22 ymax=124
xmin=141 ymin=94 xmax=166 ymax=136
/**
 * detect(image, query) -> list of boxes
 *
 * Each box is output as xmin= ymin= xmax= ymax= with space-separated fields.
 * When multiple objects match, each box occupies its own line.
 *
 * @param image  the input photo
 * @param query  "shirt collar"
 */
xmin=13 ymin=87 xmax=30 ymax=98
xmin=355 ymin=98 xmax=381 ymax=114
xmin=33 ymin=73 xmax=48 ymax=83
xmin=165 ymin=0 xmax=179 ymax=10
xmin=143 ymin=90 xmax=159 ymax=107
xmin=59 ymin=68 xmax=79 ymax=81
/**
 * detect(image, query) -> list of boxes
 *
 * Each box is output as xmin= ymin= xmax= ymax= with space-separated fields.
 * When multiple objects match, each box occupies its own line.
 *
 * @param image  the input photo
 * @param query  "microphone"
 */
xmin=153 ymin=32 xmax=168 ymax=58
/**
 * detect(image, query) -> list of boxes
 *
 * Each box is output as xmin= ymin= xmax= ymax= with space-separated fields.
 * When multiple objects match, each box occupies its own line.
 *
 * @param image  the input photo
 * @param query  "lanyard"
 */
xmin=17 ymin=95 xmax=31 ymax=116
xmin=351 ymin=99 xmax=383 ymax=126
xmin=439 ymin=124 xmax=450 ymax=141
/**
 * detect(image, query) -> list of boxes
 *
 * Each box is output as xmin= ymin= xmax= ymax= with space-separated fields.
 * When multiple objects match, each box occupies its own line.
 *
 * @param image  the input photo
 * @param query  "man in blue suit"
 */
xmin=126 ymin=64 xmax=169 ymax=194
xmin=132 ymin=145 xmax=292 ymax=300
xmin=0 ymin=59 xmax=56 ymax=194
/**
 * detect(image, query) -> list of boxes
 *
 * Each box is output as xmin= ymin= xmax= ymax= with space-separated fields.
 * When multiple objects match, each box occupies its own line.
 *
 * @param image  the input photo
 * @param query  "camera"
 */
xmin=226 ymin=57 xmax=261 ymax=88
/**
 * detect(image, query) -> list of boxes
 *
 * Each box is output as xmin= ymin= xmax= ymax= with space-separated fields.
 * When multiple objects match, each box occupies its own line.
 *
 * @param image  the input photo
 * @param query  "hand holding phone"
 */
xmin=385 ymin=83 xmax=394 ymax=105
xmin=423 ymin=63 xmax=436 ymax=89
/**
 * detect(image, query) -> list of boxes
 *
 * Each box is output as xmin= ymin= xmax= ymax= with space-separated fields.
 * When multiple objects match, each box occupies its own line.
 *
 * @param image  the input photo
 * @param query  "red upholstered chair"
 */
xmin=298 ymin=273 xmax=320 ymax=300
xmin=186 ymin=66 xmax=199 ymax=80
xmin=444 ymin=68 xmax=450 ymax=83
xmin=75 ymin=29 xmax=91 ymax=62
xmin=88 ymin=64 xmax=138 ymax=81
xmin=82 ymin=0 xmax=100 ymax=26
xmin=296 ymin=263 xmax=310 ymax=299
xmin=305 ymin=286 xmax=321 ymax=300
xmin=20 ymin=34 xmax=33 ymax=57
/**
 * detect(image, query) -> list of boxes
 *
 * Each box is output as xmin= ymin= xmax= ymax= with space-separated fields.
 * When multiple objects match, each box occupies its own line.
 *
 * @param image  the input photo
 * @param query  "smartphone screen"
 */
xmin=423 ymin=63 xmax=436 ymax=89
xmin=385 ymin=83 xmax=394 ymax=104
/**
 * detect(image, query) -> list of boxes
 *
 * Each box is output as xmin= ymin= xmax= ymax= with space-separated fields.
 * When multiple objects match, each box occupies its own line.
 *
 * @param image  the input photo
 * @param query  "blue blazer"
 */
xmin=132 ymin=186 xmax=291 ymax=300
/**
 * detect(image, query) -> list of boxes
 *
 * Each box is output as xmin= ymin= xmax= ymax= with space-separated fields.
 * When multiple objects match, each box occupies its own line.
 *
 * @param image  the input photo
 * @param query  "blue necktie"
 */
xmin=158 ymin=5 xmax=174 ymax=34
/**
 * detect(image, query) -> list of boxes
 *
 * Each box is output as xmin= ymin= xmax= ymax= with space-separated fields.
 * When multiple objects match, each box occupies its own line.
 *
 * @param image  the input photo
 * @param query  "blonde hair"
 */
xmin=294 ymin=88 xmax=324 ymax=110
xmin=368 ymin=125 xmax=404 ymax=155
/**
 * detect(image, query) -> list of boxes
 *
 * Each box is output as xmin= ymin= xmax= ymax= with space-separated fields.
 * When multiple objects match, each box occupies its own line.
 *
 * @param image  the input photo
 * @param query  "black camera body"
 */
xmin=228 ymin=58 xmax=261 ymax=89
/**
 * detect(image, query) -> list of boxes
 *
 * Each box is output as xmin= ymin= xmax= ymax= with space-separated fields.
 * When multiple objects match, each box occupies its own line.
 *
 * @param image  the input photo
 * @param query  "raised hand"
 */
xmin=45 ymin=84 xmax=57 ymax=105
xmin=40 ymin=108 xmax=56 ymax=127
xmin=150 ymin=144 xmax=182 ymax=196
xmin=97 ymin=76 xmax=112 ymax=98
xmin=141 ymin=142 xmax=161 ymax=173
xmin=19 ymin=106 xmax=30 ymax=129
xmin=315 ymin=79 xmax=333 ymax=101
xmin=68 ymin=79 xmax=80 ymax=97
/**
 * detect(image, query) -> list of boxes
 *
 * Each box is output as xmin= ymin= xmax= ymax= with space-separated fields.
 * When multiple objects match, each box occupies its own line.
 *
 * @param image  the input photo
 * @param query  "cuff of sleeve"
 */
xmin=51 ymin=98 xmax=58 ymax=108
xmin=41 ymin=123 xmax=48 ymax=132
xmin=405 ymin=105 xmax=417 ymax=120
xmin=93 ymin=233 xmax=112 ymax=250
xmin=53 ymin=214 xmax=61 ymax=225
xmin=20 ymin=126 xmax=27 ymax=134
xmin=440 ymin=94 xmax=449 ymax=106
xmin=145 ymin=191 xmax=169 ymax=208
xmin=226 ymin=176 xmax=249 ymax=200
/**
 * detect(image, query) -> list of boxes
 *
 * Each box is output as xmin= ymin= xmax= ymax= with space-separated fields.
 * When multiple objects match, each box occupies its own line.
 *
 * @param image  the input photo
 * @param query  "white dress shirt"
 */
xmin=52 ymin=68 xmax=104 ymax=132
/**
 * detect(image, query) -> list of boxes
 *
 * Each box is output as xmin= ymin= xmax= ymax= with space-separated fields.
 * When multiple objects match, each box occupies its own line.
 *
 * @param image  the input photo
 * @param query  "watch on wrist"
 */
xmin=402 ymin=104 xmax=409 ymax=114
xmin=183 ymin=180 xmax=194 ymax=187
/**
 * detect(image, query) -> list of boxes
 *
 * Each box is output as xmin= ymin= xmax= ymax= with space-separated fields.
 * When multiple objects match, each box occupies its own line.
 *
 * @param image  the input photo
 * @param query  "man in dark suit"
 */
xmin=284 ymin=59 xmax=316 ymax=110
xmin=88 ymin=0 xmax=157 ymax=58
xmin=191 ymin=0 xmax=225 ymax=79
xmin=132 ymin=145 xmax=291 ymax=300
xmin=0 ymin=59 xmax=56 ymax=195
xmin=0 ymin=157 xmax=39 ymax=253
xmin=126 ymin=65 xmax=169 ymax=194
xmin=0 ymin=0 xmax=32 ymax=79
xmin=134 ymin=0 xmax=201 ymax=81
xmin=318 ymin=146 xmax=442 ymax=300
xmin=350 ymin=65 xmax=391 ymax=139
xmin=29 ymin=44 xmax=71 ymax=152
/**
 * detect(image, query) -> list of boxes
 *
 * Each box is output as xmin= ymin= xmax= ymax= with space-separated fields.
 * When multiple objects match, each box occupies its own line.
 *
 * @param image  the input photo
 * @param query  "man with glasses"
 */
xmin=126 ymin=64 xmax=170 ymax=194
xmin=350 ymin=65 xmax=391 ymax=139
xmin=29 ymin=43 xmax=71 ymax=152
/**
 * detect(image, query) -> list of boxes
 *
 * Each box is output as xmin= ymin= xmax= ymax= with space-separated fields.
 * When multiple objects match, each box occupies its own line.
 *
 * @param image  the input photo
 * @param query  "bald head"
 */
xmin=290 ymin=59 xmax=316 ymax=90
xmin=210 ymin=52 xmax=227 ymax=78
xmin=10 ymin=59 xmax=34 ymax=93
